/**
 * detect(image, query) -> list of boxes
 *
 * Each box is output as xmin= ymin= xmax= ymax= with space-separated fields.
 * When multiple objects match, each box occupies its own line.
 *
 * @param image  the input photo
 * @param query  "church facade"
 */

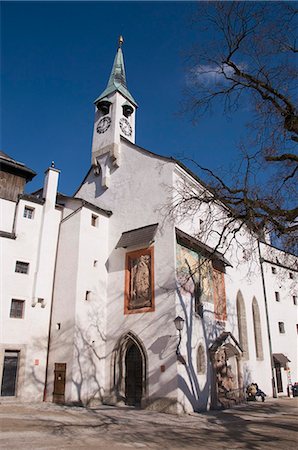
xmin=1 ymin=41 xmax=297 ymax=413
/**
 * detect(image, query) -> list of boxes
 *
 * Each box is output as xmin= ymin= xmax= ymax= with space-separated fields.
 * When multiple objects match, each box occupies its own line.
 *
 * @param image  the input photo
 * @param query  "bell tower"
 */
xmin=91 ymin=37 xmax=138 ymax=187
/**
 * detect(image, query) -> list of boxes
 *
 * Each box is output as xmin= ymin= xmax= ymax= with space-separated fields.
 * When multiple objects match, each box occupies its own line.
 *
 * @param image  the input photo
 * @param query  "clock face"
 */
xmin=96 ymin=116 xmax=111 ymax=134
xmin=119 ymin=118 xmax=132 ymax=137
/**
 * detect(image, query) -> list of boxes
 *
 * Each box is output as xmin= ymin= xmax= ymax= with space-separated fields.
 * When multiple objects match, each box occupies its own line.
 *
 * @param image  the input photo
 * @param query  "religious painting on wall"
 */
xmin=124 ymin=247 xmax=154 ymax=314
xmin=213 ymin=268 xmax=227 ymax=321
xmin=176 ymin=242 xmax=214 ymax=303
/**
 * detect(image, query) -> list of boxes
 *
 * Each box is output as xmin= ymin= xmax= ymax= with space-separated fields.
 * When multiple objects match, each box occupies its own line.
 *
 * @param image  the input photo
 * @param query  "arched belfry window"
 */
xmin=197 ymin=344 xmax=206 ymax=374
xmin=236 ymin=291 xmax=249 ymax=360
xmin=252 ymin=297 xmax=264 ymax=360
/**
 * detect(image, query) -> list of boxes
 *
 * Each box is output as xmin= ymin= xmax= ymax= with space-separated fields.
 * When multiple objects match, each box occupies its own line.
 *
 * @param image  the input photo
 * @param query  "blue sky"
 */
xmin=1 ymin=1 xmax=250 ymax=195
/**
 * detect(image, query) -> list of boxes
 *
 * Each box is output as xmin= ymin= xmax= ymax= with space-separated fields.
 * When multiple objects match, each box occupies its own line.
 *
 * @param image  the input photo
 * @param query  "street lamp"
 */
xmin=174 ymin=316 xmax=185 ymax=355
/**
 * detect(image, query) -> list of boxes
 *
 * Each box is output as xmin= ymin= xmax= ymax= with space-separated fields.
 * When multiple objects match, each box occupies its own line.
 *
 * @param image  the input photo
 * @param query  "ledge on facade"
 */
xmin=19 ymin=193 xmax=45 ymax=205
xmin=57 ymin=193 xmax=112 ymax=217
xmin=0 ymin=230 xmax=16 ymax=239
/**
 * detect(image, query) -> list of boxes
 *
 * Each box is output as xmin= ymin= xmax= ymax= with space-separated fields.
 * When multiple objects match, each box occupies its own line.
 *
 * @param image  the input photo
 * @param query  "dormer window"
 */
xmin=96 ymin=98 xmax=111 ymax=116
xmin=122 ymin=102 xmax=134 ymax=118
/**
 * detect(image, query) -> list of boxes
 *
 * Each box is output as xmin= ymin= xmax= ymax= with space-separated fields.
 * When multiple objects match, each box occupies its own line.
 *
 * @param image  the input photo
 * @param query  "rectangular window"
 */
xmin=125 ymin=247 xmax=154 ymax=314
xmin=271 ymin=267 xmax=277 ymax=274
xmin=15 ymin=261 xmax=29 ymax=274
xmin=91 ymin=214 xmax=98 ymax=227
xmin=289 ymin=272 xmax=294 ymax=279
xmin=85 ymin=291 xmax=91 ymax=301
xmin=10 ymin=299 xmax=25 ymax=318
xmin=23 ymin=206 xmax=34 ymax=219
xmin=278 ymin=321 xmax=285 ymax=334
xmin=275 ymin=291 xmax=280 ymax=302
xmin=293 ymin=295 xmax=297 ymax=305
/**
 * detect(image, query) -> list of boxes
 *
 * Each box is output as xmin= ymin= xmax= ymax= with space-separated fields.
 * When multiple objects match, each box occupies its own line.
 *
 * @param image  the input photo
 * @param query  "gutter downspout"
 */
xmin=258 ymin=240 xmax=277 ymax=398
xmin=43 ymin=212 xmax=62 ymax=401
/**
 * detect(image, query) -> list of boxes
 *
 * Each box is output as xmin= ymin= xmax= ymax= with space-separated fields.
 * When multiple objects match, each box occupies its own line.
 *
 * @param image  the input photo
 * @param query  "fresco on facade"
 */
xmin=176 ymin=243 xmax=213 ymax=303
xmin=128 ymin=253 xmax=152 ymax=310
xmin=213 ymin=268 xmax=227 ymax=321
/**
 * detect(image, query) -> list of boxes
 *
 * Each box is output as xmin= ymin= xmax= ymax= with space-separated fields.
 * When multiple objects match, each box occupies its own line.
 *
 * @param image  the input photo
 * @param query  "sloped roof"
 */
xmin=94 ymin=45 xmax=137 ymax=107
xmin=0 ymin=151 xmax=36 ymax=181
xmin=273 ymin=353 xmax=290 ymax=367
xmin=116 ymin=223 xmax=158 ymax=249
xmin=209 ymin=332 xmax=243 ymax=354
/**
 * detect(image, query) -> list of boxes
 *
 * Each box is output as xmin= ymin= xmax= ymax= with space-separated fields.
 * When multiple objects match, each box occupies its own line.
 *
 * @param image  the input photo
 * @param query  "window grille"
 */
xmin=91 ymin=214 xmax=98 ymax=227
xmin=10 ymin=299 xmax=25 ymax=318
xmin=278 ymin=322 xmax=285 ymax=334
xmin=15 ymin=261 xmax=29 ymax=274
xmin=23 ymin=206 xmax=34 ymax=219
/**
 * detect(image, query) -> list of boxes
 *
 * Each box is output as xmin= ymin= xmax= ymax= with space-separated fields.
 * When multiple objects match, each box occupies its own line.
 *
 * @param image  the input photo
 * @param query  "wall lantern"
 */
xmin=174 ymin=316 xmax=185 ymax=355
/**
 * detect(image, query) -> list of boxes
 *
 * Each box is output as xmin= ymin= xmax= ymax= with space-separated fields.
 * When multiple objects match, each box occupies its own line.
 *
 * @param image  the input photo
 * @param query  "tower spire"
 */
xmin=94 ymin=36 xmax=137 ymax=107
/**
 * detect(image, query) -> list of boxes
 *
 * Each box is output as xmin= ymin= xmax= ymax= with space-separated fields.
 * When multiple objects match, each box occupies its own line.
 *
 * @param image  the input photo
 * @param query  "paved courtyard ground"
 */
xmin=0 ymin=397 xmax=297 ymax=450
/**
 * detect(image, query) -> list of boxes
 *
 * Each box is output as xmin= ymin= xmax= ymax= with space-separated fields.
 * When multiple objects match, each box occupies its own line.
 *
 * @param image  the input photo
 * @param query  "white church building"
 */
xmin=1 ymin=40 xmax=297 ymax=413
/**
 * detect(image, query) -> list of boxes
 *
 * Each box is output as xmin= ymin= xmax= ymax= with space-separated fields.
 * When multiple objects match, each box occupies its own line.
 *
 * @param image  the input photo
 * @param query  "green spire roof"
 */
xmin=94 ymin=38 xmax=138 ymax=107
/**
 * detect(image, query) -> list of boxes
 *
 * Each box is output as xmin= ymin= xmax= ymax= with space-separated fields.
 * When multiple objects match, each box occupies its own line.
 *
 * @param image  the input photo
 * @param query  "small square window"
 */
xmin=37 ymin=298 xmax=45 ymax=308
xmin=91 ymin=214 xmax=98 ymax=227
xmin=271 ymin=267 xmax=277 ymax=274
xmin=23 ymin=206 xmax=34 ymax=219
xmin=93 ymin=260 xmax=98 ymax=267
xmin=278 ymin=321 xmax=285 ymax=334
xmin=293 ymin=296 xmax=297 ymax=306
xmin=10 ymin=299 xmax=25 ymax=318
xmin=289 ymin=272 xmax=294 ymax=279
xmin=275 ymin=291 xmax=280 ymax=302
xmin=15 ymin=261 xmax=29 ymax=274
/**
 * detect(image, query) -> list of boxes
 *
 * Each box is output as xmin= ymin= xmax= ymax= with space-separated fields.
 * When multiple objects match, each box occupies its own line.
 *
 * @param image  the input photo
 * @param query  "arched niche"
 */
xmin=236 ymin=291 xmax=249 ymax=360
xmin=252 ymin=297 xmax=264 ymax=360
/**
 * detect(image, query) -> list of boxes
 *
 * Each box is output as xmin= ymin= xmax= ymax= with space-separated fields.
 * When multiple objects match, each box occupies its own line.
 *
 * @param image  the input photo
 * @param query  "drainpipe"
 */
xmin=43 ymin=217 xmax=61 ymax=401
xmin=257 ymin=240 xmax=277 ymax=398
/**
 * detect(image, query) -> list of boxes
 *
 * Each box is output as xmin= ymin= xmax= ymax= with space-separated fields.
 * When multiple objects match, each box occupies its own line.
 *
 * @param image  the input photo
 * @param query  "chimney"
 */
xmin=42 ymin=164 xmax=60 ymax=206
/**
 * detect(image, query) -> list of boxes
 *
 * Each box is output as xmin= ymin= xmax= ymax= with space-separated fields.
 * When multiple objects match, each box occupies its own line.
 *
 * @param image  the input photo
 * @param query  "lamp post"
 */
xmin=174 ymin=316 xmax=185 ymax=355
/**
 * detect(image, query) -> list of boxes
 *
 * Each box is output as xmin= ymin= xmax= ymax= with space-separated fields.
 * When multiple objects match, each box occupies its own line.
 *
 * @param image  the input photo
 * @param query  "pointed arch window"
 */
xmin=252 ymin=297 xmax=264 ymax=360
xmin=236 ymin=291 xmax=249 ymax=360
xmin=197 ymin=344 xmax=206 ymax=375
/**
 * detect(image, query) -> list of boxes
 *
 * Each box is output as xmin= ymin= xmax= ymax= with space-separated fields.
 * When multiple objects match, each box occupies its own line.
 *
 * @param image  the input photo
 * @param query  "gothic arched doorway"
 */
xmin=111 ymin=332 xmax=147 ymax=407
xmin=125 ymin=341 xmax=143 ymax=406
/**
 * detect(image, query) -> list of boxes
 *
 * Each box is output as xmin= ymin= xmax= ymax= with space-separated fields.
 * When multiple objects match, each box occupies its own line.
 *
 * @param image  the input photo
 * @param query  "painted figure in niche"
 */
xmin=214 ymin=348 xmax=235 ymax=396
xmin=130 ymin=254 xmax=151 ymax=309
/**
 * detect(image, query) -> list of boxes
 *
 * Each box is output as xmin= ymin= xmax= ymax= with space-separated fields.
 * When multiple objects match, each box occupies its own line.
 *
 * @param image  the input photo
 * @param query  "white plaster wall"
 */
xmin=0 ymin=199 xmax=15 ymax=232
xmin=0 ymin=191 xmax=61 ymax=401
xmin=77 ymin=141 xmax=179 ymax=410
xmin=172 ymin=169 xmax=272 ymax=412
xmin=260 ymin=242 xmax=298 ymax=393
xmin=47 ymin=205 xmax=109 ymax=405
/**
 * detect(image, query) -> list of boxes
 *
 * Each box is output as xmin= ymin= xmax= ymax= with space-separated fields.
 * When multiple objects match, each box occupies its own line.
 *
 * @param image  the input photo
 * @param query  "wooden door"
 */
xmin=275 ymin=364 xmax=283 ymax=393
xmin=53 ymin=363 xmax=66 ymax=403
xmin=1 ymin=351 xmax=19 ymax=396
xmin=125 ymin=343 xmax=143 ymax=406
